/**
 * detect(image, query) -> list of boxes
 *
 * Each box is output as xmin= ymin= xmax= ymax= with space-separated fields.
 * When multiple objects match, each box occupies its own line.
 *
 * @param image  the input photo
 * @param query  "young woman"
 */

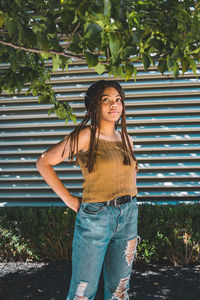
xmin=36 ymin=80 xmax=139 ymax=300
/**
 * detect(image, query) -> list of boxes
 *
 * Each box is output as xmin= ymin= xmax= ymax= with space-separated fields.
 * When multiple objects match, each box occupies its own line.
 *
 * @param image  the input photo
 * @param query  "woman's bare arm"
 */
xmin=128 ymin=135 xmax=138 ymax=186
xmin=36 ymin=127 xmax=90 ymax=212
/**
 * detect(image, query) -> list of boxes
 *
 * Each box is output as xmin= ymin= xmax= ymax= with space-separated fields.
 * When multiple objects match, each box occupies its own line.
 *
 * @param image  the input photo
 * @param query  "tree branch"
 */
xmin=0 ymin=39 xmax=85 ymax=61
xmin=64 ymin=22 xmax=80 ymax=51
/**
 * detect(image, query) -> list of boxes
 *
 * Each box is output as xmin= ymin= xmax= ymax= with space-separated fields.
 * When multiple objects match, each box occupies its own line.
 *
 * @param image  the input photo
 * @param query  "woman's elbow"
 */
xmin=36 ymin=153 xmax=47 ymax=171
xmin=36 ymin=157 xmax=42 ymax=171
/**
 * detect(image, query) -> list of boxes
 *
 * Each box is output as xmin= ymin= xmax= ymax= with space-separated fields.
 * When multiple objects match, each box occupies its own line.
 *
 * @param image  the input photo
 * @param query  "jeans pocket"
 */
xmin=81 ymin=202 xmax=104 ymax=215
xmin=132 ymin=196 xmax=138 ymax=208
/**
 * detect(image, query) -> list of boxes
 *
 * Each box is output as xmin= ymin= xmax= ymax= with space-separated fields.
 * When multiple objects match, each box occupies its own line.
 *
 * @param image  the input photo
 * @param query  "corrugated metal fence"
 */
xmin=0 ymin=61 xmax=200 ymax=206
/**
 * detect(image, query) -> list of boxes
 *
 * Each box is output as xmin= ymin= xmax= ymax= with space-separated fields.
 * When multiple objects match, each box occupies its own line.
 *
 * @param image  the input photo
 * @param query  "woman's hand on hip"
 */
xmin=66 ymin=195 xmax=82 ymax=213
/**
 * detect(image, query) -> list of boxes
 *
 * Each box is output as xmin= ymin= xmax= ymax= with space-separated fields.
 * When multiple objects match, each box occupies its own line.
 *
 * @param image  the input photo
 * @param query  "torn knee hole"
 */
xmin=74 ymin=281 xmax=88 ymax=300
xmin=112 ymin=276 xmax=130 ymax=299
xmin=124 ymin=238 xmax=137 ymax=267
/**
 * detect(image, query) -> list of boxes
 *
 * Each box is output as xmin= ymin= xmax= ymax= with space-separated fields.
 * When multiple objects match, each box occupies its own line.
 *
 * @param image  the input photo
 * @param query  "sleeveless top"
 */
xmin=76 ymin=139 xmax=138 ymax=203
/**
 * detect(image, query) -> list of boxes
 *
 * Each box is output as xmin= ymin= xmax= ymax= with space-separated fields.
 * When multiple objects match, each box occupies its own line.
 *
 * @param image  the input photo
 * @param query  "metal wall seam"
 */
xmin=0 ymin=62 xmax=200 ymax=207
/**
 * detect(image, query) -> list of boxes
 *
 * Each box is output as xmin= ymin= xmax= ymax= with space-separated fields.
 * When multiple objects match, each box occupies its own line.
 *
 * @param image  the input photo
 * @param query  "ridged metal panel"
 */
xmin=0 ymin=61 xmax=200 ymax=206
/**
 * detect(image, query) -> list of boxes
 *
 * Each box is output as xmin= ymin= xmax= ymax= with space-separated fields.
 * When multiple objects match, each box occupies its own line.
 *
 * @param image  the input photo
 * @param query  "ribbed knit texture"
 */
xmin=76 ymin=139 xmax=138 ymax=203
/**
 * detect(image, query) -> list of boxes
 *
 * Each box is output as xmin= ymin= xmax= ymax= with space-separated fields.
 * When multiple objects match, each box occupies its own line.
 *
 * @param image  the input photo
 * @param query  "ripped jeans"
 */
xmin=66 ymin=196 xmax=138 ymax=300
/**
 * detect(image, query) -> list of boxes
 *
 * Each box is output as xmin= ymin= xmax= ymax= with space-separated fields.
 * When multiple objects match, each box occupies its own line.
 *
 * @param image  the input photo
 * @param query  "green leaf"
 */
xmin=167 ymin=56 xmax=174 ymax=70
xmin=181 ymin=58 xmax=190 ymax=74
xmin=48 ymin=107 xmax=54 ymax=116
xmin=122 ymin=46 xmax=137 ymax=60
xmin=5 ymin=19 xmax=16 ymax=36
xmin=132 ymin=33 xmax=140 ymax=44
xmin=38 ymin=34 xmax=49 ymax=50
xmin=134 ymin=67 xmax=137 ymax=82
xmin=84 ymin=23 xmax=102 ymax=45
xmin=54 ymin=104 xmax=67 ymax=119
xmin=142 ymin=53 xmax=150 ymax=71
xmin=38 ymin=95 xmax=50 ymax=104
xmin=173 ymin=62 xmax=179 ymax=78
xmin=84 ymin=51 xmax=98 ymax=68
xmin=172 ymin=46 xmax=180 ymax=59
xmin=124 ymin=64 xmax=134 ymax=81
xmin=129 ymin=56 xmax=139 ymax=62
xmin=15 ymin=0 xmax=22 ymax=5
xmin=32 ymin=24 xmax=46 ymax=34
xmin=110 ymin=65 xmax=123 ymax=77
xmin=52 ymin=54 xmax=62 ymax=72
xmin=158 ymin=60 xmax=167 ymax=75
xmin=104 ymin=0 xmax=111 ymax=16
xmin=94 ymin=63 xmax=105 ymax=75
xmin=150 ymin=38 xmax=164 ymax=51
xmin=70 ymin=113 xmax=77 ymax=124
xmin=68 ymin=42 xmax=82 ymax=54
xmin=52 ymin=94 xmax=58 ymax=105
xmin=186 ymin=57 xmax=197 ymax=76
xmin=40 ymin=52 xmax=51 ymax=60
xmin=61 ymin=8 xmax=75 ymax=25
xmin=0 ymin=15 xmax=4 ymax=28
xmin=32 ymin=89 xmax=38 ymax=97
xmin=190 ymin=48 xmax=200 ymax=54
xmin=108 ymin=32 xmax=122 ymax=63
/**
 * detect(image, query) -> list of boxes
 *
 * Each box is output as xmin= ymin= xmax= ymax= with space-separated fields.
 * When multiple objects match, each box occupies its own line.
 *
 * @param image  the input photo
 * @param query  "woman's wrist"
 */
xmin=77 ymin=196 xmax=82 ymax=212
xmin=63 ymin=195 xmax=82 ymax=213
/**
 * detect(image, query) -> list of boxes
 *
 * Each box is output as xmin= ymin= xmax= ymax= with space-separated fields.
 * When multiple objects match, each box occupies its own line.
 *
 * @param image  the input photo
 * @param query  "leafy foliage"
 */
xmin=0 ymin=0 xmax=200 ymax=122
xmin=0 ymin=204 xmax=199 ymax=265
xmin=138 ymin=204 xmax=200 ymax=266
xmin=0 ymin=207 xmax=76 ymax=262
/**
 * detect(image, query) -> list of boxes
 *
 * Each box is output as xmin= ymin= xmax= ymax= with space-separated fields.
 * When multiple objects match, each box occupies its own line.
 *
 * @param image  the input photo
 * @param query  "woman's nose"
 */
xmin=110 ymin=100 xmax=117 ymax=108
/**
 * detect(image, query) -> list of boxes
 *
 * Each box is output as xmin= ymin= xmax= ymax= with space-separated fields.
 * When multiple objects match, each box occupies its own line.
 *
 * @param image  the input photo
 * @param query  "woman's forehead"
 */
xmin=101 ymin=86 xmax=120 ymax=96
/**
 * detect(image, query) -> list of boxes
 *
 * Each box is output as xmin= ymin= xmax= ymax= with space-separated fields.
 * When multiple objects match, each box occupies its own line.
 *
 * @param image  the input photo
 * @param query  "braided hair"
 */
xmin=62 ymin=80 xmax=138 ymax=172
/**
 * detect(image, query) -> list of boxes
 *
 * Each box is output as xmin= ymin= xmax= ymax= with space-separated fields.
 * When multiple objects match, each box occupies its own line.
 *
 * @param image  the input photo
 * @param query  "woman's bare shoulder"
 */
xmin=77 ymin=126 xmax=91 ymax=152
xmin=78 ymin=126 xmax=91 ymax=142
xmin=78 ymin=126 xmax=91 ymax=138
xmin=117 ymin=131 xmax=133 ymax=145
xmin=127 ymin=134 xmax=134 ymax=149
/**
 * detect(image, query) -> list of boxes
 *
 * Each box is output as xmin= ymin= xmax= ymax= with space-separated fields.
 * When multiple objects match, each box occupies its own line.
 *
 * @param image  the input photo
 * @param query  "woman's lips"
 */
xmin=108 ymin=110 xmax=118 ymax=114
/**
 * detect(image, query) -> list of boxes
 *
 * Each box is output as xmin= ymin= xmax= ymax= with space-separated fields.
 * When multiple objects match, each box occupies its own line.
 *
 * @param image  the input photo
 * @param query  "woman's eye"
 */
xmin=102 ymin=98 xmax=122 ymax=103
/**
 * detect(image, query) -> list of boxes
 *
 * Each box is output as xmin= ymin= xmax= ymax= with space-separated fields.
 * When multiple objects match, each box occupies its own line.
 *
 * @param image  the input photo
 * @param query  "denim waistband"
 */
xmin=99 ymin=195 xmax=137 ymax=207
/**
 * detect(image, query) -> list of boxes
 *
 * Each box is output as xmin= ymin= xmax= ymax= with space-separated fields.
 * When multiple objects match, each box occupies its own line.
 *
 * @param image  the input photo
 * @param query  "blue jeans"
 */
xmin=67 ymin=196 xmax=138 ymax=300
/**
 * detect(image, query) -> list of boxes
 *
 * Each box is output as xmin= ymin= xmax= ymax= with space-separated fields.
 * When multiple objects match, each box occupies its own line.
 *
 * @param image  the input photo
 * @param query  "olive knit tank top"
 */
xmin=76 ymin=139 xmax=138 ymax=203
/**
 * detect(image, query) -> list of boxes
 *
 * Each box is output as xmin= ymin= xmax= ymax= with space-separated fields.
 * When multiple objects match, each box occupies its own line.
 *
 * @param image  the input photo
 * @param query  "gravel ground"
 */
xmin=0 ymin=261 xmax=199 ymax=300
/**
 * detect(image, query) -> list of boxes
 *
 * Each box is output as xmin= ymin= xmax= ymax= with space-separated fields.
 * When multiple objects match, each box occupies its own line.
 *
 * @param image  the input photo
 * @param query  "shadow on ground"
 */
xmin=0 ymin=262 xmax=199 ymax=299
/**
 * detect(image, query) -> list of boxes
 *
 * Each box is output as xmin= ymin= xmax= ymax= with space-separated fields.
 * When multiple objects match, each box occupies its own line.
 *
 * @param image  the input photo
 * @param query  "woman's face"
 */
xmin=100 ymin=87 xmax=123 ymax=123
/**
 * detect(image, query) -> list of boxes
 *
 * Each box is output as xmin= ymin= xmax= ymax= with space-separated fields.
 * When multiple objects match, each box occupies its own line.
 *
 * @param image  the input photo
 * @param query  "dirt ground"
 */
xmin=0 ymin=261 xmax=199 ymax=299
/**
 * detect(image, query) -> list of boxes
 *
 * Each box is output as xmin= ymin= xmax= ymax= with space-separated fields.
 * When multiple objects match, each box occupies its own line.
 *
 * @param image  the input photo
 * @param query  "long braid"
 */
xmin=61 ymin=111 xmax=90 ymax=159
xmin=86 ymin=86 xmax=102 ymax=172
xmin=105 ymin=82 xmax=139 ymax=170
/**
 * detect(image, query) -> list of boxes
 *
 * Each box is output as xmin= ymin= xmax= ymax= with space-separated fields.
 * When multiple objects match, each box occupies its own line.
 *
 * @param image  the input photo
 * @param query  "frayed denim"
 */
xmin=67 ymin=197 xmax=138 ymax=300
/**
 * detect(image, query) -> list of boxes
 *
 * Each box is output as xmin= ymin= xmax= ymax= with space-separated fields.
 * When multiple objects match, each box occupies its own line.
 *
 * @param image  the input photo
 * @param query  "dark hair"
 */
xmin=63 ymin=80 xmax=138 ymax=172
